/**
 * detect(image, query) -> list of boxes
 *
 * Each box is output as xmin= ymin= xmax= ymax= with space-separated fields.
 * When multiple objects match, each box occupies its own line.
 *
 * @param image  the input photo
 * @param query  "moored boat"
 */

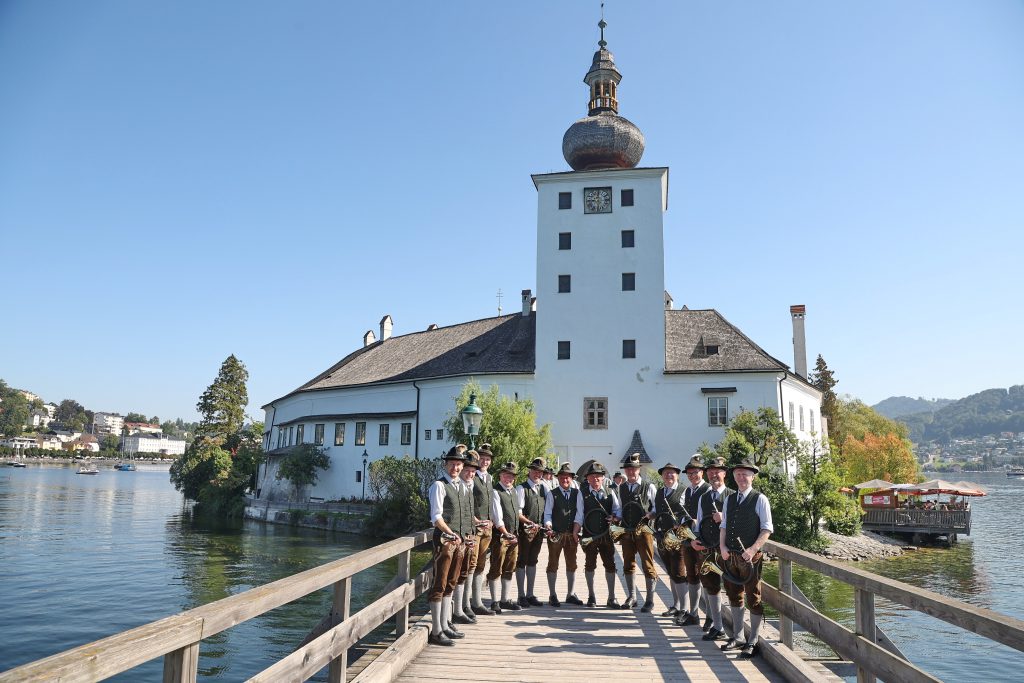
xmin=1007 ymin=467 xmax=1024 ymax=478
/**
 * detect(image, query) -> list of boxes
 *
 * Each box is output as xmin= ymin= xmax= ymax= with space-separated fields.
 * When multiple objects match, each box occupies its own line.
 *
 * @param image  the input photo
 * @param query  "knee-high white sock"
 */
xmin=547 ymin=572 xmax=558 ymax=598
xmin=462 ymin=582 xmax=473 ymax=613
xmin=585 ymin=570 xmax=596 ymax=598
xmin=452 ymin=585 xmax=464 ymax=617
xmin=516 ymin=568 xmax=526 ymax=599
xmin=501 ymin=577 xmax=511 ymax=602
xmin=749 ymin=613 xmax=763 ymax=646
xmin=624 ymin=573 xmax=635 ymax=599
xmin=472 ymin=574 xmax=485 ymax=608
xmin=709 ymin=593 xmax=723 ymax=631
xmin=730 ymin=605 xmax=745 ymax=640
xmin=526 ymin=565 xmax=537 ymax=597
xmin=605 ymin=572 xmax=617 ymax=600
xmin=430 ymin=600 xmax=443 ymax=635
xmin=673 ymin=581 xmax=685 ymax=611
xmin=644 ymin=576 xmax=655 ymax=605
xmin=688 ymin=583 xmax=700 ymax=615
xmin=442 ymin=596 xmax=453 ymax=628
xmin=489 ymin=579 xmax=498 ymax=604
xmin=566 ymin=572 xmax=576 ymax=596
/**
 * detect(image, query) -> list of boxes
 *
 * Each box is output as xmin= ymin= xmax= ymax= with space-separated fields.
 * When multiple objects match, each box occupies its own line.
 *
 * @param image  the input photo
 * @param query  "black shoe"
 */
xmin=528 ymin=596 xmax=543 ymax=607
xmin=702 ymin=615 xmax=713 ymax=632
xmin=566 ymin=594 xmax=584 ymax=605
xmin=473 ymin=603 xmax=494 ymax=616
xmin=740 ymin=643 xmax=758 ymax=658
xmin=621 ymin=596 xmax=636 ymax=609
xmin=490 ymin=601 xmax=502 ymax=614
xmin=548 ymin=595 xmax=561 ymax=607
xmin=680 ymin=612 xmax=700 ymax=626
xmin=640 ymin=599 xmax=654 ymax=613
xmin=499 ymin=600 xmax=521 ymax=611
xmin=428 ymin=632 xmax=454 ymax=646
xmin=453 ymin=614 xmax=475 ymax=625
xmin=606 ymin=598 xmax=621 ymax=609
xmin=720 ymin=638 xmax=743 ymax=651
xmin=465 ymin=605 xmax=476 ymax=618
xmin=518 ymin=596 xmax=530 ymax=608
xmin=443 ymin=627 xmax=465 ymax=640
xmin=586 ymin=594 xmax=597 ymax=608
xmin=702 ymin=628 xmax=726 ymax=641
xmin=662 ymin=606 xmax=680 ymax=617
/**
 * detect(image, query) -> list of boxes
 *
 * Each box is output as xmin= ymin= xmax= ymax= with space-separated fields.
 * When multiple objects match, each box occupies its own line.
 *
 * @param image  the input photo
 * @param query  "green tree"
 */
xmin=442 ymin=381 xmax=552 ymax=475
xmin=276 ymin=443 xmax=331 ymax=496
xmin=195 ymin=354 xmax=248 ymax=442
xmin=810 ymin=354 xmax=839 ymax=424
xmin=366 ymin=455 xmax=439 ymax=536
xmin=795 ymin=437 xmax=860 ymax=538
xmin=125 ymin=412 xmax=148 ymax=423
xmin=0 ymin=380 xmax=30 ymax=437
xmin=100 ymin=434 xmax=121 ymax=452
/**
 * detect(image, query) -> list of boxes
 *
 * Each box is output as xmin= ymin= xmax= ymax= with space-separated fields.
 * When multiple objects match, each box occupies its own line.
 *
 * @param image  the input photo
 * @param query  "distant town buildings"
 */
xmin=123 ymin=422 xmax=162 ymax=436
xmin=92 ymin=412 xmax=124 ymax=436
xmin=122 ymin=433 xmax=186 ymax=457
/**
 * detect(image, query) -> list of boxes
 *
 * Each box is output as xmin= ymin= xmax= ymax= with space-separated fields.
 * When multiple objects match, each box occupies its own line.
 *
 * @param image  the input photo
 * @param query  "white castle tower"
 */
xmin=532 ymin=19 xmax=670 ymax=466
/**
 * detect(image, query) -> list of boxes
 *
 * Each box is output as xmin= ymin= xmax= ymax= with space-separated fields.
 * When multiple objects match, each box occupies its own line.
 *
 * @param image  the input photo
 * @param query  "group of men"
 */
xmin=427 ymin=444 xmax=773 ymax=660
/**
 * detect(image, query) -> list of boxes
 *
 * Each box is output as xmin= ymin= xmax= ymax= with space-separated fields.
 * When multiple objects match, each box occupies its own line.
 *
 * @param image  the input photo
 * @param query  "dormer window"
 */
xmin=705 ymin=345 xmax=719 ymax=355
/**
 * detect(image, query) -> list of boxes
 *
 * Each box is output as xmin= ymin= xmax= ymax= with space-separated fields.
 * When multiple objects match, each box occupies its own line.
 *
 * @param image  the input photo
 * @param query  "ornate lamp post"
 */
xmin=460 ymin=393 xmax=484 ymax=450
xmin=361 ymin=449 xmax=368 ymax=503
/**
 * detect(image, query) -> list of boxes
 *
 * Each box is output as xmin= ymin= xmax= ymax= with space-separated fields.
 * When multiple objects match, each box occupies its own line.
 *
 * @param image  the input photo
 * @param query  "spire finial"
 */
xmin=598 ymin=4 xmax=607 ymax=48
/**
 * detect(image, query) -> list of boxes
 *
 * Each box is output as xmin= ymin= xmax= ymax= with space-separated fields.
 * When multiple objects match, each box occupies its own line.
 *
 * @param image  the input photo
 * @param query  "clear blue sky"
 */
xmin=2 ymin=1 xmax=1022 ymax=422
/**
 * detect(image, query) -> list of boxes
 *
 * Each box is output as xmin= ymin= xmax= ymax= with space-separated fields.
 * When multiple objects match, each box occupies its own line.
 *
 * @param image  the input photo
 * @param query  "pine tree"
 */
xmin=195 ymin=354 xmax=249 ymax=441
xmin=810 ymin=354 xmax=839 ymax=423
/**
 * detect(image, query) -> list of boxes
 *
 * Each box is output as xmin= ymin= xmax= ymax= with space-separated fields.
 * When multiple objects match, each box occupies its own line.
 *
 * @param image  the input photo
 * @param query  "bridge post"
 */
xmin=395 ymin=549 xmax=411 ymax=636
xmin=779 ymin=557 xmax=794 ymax=649
xmin=162 ymin=642 xmax=199 ymax=683
xmin=328 ymin=576 xmax=352 ymax=683
xmin=855 ymin=588 xmax=877 ymax=683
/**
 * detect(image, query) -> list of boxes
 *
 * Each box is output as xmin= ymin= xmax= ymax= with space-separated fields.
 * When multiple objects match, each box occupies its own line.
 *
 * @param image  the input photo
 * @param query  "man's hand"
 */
xmin=741 ymin=547 xmax=755 ymax=563
xmin=691 ymin=540 xmax=706 ymax=552
xmin=712 ymin=512 xmax=722 ymax=524
xmin=573 ymin=522 xmax=581 ymax=536
xmin=721 ymin=548 xmax=731 ymax=561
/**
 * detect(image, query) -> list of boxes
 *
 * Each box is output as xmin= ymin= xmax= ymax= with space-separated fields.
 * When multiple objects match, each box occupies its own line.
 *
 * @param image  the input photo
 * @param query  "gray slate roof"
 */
xmin=269 ymin=308 xmax=795 ymax=407
xmin=664 ymin=309 xmax=788 ymax=374
xmin=621 ymin=430 xmax=651 ymax=464
xmin=276 ymin=314 xmax=536 ymax=402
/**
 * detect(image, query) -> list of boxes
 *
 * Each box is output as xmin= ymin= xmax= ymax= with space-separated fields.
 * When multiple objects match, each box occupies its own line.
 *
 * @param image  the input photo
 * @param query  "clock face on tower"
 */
xmin=583 ymin=186 xmax=612 ymax=214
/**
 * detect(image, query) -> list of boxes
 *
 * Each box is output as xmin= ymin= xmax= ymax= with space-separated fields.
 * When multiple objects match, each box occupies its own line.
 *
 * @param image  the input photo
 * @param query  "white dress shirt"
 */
xmin=718 ymin=487 xmax=774 ymax=533
xmin=428 ymin=472 xmax=459 ymax=524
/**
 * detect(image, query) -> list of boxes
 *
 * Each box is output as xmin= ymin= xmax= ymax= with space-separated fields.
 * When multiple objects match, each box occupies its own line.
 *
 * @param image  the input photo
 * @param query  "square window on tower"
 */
xmin=557 ymin=341 xmax=571 ymax=360
xmin=559 ymin=192 xmax=572 ymax=210
xmin=621 ymin=230 xmax=634 ymax=248
xmin=622 ymin=339 xmax=636 ymax=359
xmin=559 ymin=232 xmax=571 ymax=250
xmin=558 ymin=274 xmax=571 ymax=293
xmin=621 ymin=189 xmax=634 ymax=206
xmin=622 ymin=272 xmax=635 ymax=291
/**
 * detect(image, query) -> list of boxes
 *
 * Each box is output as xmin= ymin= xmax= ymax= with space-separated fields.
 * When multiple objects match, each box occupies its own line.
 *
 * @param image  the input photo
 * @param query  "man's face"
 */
xmin=529 ymin=468 xmax=542 ymax=481
xmin=446 ymin=460 xmax=463 ymax=478
xmin=478 ymin=456 xmax=491 ymax=473
xmin=624 ymin=466 xmax=640 ymax=483
xmin=460 ymin=466 xmax=476 ymax=481
xmin=733 ymin=468 xmax=755 ymax=489
xmin=686 ymin=468 xmax=704 ymax=487
xmin=586 ymin=473 xmax=604 ymax=490
xmin=662 ymin=469 xmax=678 ymax=487
xmin=558 ymin=473 xmax=573 ymax=489
xmin=499 ymin=471 xmax=516 ymax=488
xmin=706 ymin=467 xmax=726 ymax=487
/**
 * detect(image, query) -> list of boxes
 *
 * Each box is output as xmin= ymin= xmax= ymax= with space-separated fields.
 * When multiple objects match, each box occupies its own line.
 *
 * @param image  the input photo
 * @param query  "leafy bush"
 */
xmin=366 ymin=455 xmax=439 ymax=537
xmin=276 ymin=443 xmax=330 ymax=492
xmin=825 ymin=500 xmax=862 ymax=536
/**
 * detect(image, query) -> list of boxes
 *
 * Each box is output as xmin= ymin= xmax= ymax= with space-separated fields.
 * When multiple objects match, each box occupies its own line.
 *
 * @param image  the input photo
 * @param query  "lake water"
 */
xmin=0 ymin=462 xmax=392 ymax=680
xmin=1 ymin=465 xmax=1021 ymax=681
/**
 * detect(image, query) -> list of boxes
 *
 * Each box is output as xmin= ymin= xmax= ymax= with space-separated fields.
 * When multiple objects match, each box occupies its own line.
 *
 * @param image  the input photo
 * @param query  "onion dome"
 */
xmin=562 ymin=18 xmax=645 ymax=171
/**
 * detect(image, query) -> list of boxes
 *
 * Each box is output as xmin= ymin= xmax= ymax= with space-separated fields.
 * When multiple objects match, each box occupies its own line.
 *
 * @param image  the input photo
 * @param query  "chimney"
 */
xmin=379 ymin=314 xmax=393 ymax=341
xmin=426 ymin=323 xmax=438 ymax=331
xmin=363 ymin=329 xmax=376 ymax=347
xmin=521 ymin=289 xmax=532 ymax=316
xmin=790 ymin=305 xmax=807 ymax=378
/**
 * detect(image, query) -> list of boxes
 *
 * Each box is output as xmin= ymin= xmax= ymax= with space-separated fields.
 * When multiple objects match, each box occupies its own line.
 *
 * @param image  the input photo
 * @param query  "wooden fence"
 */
xmin=0 ymin=529 xmax=433 ymax=683
xmin=764 ymin=540 xmax=1024 ymax=683
xmin=860 ymin=508 xmax=971 ymax=535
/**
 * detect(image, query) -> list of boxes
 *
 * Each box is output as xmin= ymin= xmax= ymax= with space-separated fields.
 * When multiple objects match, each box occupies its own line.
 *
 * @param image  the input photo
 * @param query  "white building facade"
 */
xmin=123 ymin=433 xmax=186 ymax=457
xmin=258 ymin=23 xmax=823 ymax=502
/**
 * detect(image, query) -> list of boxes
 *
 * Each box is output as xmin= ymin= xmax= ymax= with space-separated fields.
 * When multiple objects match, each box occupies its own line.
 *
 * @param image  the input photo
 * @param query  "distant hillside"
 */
xmin=893 ymin=385 xmax=1024 ymax=443
xmin=872 ymin=396 xmax=953 ymax=419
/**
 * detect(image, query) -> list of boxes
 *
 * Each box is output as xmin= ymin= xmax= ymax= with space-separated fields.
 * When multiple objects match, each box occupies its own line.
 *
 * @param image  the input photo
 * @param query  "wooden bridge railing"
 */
xmin=0 ymin=529 xmax=433 ymax=683
xmin=764 ymin=539 xmax=1024 ymax=683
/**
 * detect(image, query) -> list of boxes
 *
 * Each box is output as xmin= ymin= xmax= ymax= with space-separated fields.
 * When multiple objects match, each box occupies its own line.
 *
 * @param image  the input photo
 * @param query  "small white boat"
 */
xmin=1007 ymin=467 xmax=1024 ymax=478
xmin=76 ymin=465 xmax=99 ymax=475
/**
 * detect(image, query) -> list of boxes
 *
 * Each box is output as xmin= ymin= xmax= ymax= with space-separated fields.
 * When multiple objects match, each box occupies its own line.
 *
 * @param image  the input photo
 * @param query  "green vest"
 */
xmin=550 ymin=487 xmax=579 ymax=533
xmin=494 ymin=484 xmax=519 ymax=533
xmin=725 ymin=490 xmax=762 ymax=552
xmin=458 ymin=478 xmax=474 ymax=533
xmin=655 ymin=486 xmax=685 ymax=519
xmin=521 ymin=480 xmax=545 ymax=524
xmin=439 ymin=477 xmax=465 ymax=535
xmin=473 ymin=472 xmax=493 ymax=521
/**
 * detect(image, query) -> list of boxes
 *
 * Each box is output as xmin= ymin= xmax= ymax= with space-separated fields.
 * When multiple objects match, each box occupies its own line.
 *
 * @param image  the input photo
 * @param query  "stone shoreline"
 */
xmin=817 ymin=529 xmax=914 ymax=561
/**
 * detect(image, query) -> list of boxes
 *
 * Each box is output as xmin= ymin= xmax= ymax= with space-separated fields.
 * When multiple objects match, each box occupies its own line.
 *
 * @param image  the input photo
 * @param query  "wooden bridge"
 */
xmin=3 ymin=529 xmax=1024 ymax=683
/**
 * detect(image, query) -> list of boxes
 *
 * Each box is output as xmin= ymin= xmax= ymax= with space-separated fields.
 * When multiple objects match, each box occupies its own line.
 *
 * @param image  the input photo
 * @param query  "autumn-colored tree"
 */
xmin=839 ymin=432 xmax=920 ymax=485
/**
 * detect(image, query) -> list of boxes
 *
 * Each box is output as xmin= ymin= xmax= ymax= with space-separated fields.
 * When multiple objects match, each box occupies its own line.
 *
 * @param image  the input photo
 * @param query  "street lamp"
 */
xmin=460 ymin=393 xmax=484 ymax=449
xmin=361 ymin=449 xmax=368 ymax=503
